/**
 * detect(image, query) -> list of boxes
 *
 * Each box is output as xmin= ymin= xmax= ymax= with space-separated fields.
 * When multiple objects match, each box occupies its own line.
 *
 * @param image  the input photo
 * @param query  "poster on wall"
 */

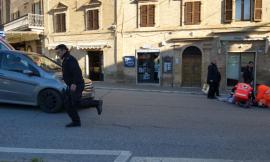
xmin=163 ymin=56 xmax=173 ymax=74
xmin=123 ymin=56 xmax=135 ymax=67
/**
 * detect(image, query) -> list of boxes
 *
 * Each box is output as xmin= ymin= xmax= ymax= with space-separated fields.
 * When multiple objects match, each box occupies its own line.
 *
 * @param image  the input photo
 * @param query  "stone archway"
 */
xmin=182 ymin=46 xmax=202 ymax=87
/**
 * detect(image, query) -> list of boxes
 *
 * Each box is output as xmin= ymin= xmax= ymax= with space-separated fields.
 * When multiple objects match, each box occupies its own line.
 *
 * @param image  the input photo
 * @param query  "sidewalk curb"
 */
xmin=95 ymin=86 xmax=205 ymax=95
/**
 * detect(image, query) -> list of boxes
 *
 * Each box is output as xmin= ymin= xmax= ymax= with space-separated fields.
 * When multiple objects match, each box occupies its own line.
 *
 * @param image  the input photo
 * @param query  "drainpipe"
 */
xmin=180 ymin=0 xmax=183 ymax=26
xmin=114 ymin=0 xmax=118 ymax=79
xmin=254 ymin=48 xmax=258 ymax=92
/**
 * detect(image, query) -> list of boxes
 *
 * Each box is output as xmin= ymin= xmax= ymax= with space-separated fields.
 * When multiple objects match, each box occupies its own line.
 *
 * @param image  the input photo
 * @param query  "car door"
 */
xmin=0 ymin=51 xmax=40 ymax=104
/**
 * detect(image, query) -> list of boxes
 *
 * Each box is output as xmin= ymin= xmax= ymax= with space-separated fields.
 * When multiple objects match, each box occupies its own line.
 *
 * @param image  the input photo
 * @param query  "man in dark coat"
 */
xmin=207 ymin=59 xmax=220 ymax=99
xmin=55 ymin=44 xmax=102 ymax=127
xmin=216 ymin=70 xmax=221 ymax=97
xmin=243 ymin=61 xmax=254 ymax=86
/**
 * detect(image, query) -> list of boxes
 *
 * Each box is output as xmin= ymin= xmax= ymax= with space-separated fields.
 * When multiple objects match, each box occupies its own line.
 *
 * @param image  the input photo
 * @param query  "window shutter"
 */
xmin=254 ymin=0 xmax=262 ymax=22
xmin=224 ymin=0 xmax=232 ymax=23
xmin=140 ymin=5 xmax=148 ymax=27
xmin=62 ymin=14 xmax=66 ymax=32
xmin=87 ymin=10 xmax=93 ymax=30
xmin=55 ymin=14 xmax=66 ymax=32
xmin=38 ymin=1 xmax=42 ymax=14
xmin=17 ymin=11 xmax=20 ymax=18
xmin=185 ymin=2 xmax=193 ymax=25
xmin=193 ymin=1 xmax=201 ymax=24
xmin=58 ymin=14 xmax=62 ymax=32
xmin=93 ymin=10 xmax=99 ymax=30
xmin=148 ymin=5 xmax=155 ymax=27
xmin=55 ymin=14 xmax=60 ymax=32
xmin=41 ymin=0 xmax=44 ymax=15
xmin=32 ymin=3 xmax=35 ymax=14
xmin=87 ymin=10 xmax=99 ymax=30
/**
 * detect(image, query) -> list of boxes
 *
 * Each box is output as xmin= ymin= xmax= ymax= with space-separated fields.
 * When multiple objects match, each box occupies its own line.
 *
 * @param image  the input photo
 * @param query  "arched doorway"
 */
xmin=182 ymin=46 xmax=202 ymax=87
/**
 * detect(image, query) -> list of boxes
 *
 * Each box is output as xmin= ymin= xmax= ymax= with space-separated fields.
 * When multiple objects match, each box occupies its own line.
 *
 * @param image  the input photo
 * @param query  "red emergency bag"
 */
xmin=234 ymin=83 xmax=253 ymax=102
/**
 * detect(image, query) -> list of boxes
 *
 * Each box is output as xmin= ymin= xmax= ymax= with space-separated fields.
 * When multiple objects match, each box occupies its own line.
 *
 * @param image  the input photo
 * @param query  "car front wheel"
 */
xmin=38 ymin=89 xmax=63 ymax=113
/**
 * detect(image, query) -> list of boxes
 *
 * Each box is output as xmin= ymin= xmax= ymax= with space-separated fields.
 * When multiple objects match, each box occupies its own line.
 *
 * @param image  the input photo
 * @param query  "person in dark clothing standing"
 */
xmin=207 ymin=59 xmax=220 ymax=99
xmin=243 ymin=61 xmax=254 ymax=86
xmin=216 ymin=70 xmax=221 ymax=97
xmin=55 ymin=44 xmax=102 ymax=127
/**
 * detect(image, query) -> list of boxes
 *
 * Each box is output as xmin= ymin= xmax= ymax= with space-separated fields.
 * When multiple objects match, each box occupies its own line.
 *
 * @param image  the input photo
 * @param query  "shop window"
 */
xmin=137 ymin=52 xmax=159 ymax=84
xmin=227 ymin=52 xmax=255 ymax=87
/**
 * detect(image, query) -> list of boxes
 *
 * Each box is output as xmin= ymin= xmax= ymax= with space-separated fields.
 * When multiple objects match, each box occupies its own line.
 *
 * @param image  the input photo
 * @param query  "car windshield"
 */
xmin=26 ymin=54 xmax=62 ymax=72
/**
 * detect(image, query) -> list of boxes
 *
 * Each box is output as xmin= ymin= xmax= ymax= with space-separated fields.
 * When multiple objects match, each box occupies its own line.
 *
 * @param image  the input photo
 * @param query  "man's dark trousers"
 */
xmin=208 ymin=82 xmax=218 ymax=98
xmin=65 ymin=84 xmax=84 ymax=124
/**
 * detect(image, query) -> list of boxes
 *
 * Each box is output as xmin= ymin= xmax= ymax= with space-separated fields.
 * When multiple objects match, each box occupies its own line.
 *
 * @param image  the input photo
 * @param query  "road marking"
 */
xmin=0 ymin=147 xmax=132 ymax=162
xmin=115 ymin=151 xmax=133 ymax=162
xmin=130 ymin=157 xmax=262 ymax=162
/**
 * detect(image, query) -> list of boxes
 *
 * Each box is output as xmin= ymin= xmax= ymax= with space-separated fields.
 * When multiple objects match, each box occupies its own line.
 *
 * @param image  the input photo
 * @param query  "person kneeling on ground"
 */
xmin=232 ymin=83 xmax=253 ymax=108
xmin=256 ymin=84 xmax=270 ymax=108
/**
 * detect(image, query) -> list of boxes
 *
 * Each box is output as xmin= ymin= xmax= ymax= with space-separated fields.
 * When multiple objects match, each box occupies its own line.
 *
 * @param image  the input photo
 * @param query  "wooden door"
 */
xmin=182 ymin=47 xmax=202 ymax=87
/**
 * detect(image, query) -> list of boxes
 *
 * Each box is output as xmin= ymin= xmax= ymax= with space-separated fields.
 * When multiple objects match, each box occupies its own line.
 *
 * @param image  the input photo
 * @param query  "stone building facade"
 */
xmin=44 ymin=0 xmax=270 ymax=89
xmin=43 ymin=0 xmax=115 ymax=82
xmin=117 ymin=0 xmax=270 ymax=89
xmin=0 ymin=0 xmax=44 ymax=53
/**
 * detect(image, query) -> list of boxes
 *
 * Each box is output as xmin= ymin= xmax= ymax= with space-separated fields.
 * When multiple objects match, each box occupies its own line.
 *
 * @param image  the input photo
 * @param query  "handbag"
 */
xmin=202 ymin=83 xmax=210 ymax=94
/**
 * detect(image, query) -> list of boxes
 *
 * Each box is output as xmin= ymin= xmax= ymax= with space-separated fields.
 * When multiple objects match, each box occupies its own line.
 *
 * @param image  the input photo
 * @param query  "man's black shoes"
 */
xmin=65 ymin=122 xmax=81 ymax=127
xmin=96 ymin=100 xmax=103 ymax=115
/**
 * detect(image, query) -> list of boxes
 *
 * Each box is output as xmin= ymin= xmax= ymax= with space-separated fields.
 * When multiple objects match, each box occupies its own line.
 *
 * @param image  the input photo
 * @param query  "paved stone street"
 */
xmin=0 ymin=87 xmax=270 ymax=162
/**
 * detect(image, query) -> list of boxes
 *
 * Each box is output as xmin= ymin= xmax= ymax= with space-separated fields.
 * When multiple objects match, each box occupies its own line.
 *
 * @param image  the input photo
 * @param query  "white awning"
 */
xmin=136 ymin=49 xmax=160 ymax=53
xmin=76 ymin=41 xmax=109 ymax=50
xmin=46 ymin=41 xmax=110 ymax=50
xmin=5 ymin=31 xmax=42 ymax=43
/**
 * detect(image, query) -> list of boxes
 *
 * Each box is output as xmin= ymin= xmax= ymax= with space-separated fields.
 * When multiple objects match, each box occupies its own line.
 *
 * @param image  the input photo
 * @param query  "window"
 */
xmin=0 ymin=43 xmax=9 ymax=50
xmin=54 ymin=13 xmax=66 ymax=33
xmin=1 ymin=53 xmax=30 ymax=73
xmin=12 ymin=10 xmax=20 ymax=20
xmin=32 ymin=1 xmax=42 ymax=15
xmin=27 ymin=54 xmax=62 ymax=73
xmin=86 ymin=9 xmax=99 ymax=30
xmin=225 ymin=0 xmax=262 ymax=22
xmin=227 ymin=52 xmax=255 ymax=86
xmin=140 ymin=5 xmax=155 ymax=27
xmin=184 ymin=1 xmax=201 ymax=25
xmin=235 ymin=0 xmax=251 ymax=21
